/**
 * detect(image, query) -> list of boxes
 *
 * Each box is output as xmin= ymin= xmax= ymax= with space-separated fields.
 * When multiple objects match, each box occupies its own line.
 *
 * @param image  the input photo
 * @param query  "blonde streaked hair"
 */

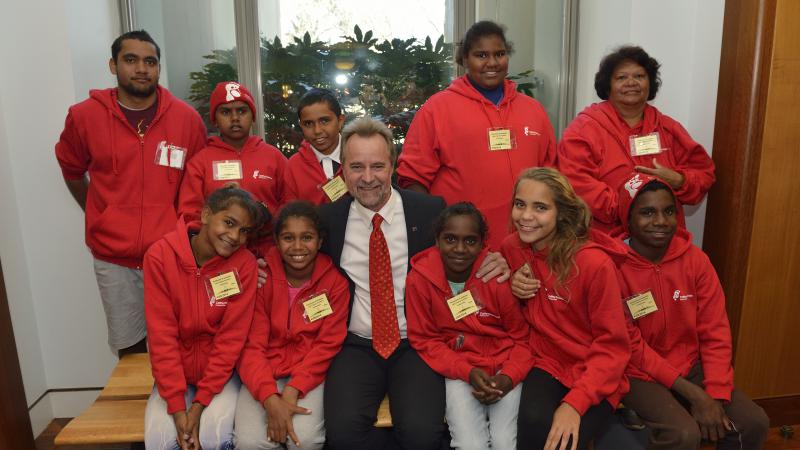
xmin=512 ymin=167 xmax=591 ymax=287
xmin=340 ymin=117 xmax=396 ymax=167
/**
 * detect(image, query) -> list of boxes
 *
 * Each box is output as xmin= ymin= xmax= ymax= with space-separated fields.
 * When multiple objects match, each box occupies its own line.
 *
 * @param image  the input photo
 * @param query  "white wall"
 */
xmin=575 ymin=0 xmax=725 ymax=245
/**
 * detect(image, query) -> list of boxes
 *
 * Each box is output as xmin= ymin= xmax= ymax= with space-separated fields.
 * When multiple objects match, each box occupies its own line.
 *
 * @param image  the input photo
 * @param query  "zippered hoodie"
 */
xmin=557 ymin=101 xmax=715 ymax=233
xmin=144 ymin=217 xmax=257 ymax=414
xmin=55 ymin=86 xmax=207 ymax=268
xmin=499 ymin=230 xmax=630 ymax=415
xmin=238 ymin=246 xmax=349 ymax=402
xmin=178 ymin=135 xmax=287 ymax=222
xmin=405 ymin=247 xmax=532 ymax=386
xmin=398 ymin=75 xmax=557 ymax=249
xmin=613 ymin=176 xmax=734 ymax=400
xmin=283 ymin=139 xmax=346 ymax=205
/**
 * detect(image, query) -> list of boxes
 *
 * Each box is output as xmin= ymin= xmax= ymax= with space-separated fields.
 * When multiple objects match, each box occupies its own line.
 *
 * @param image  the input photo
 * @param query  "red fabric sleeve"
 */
xmin=397 ymin=104 xmax=441 ymax=190
xmin=694 ymin=252 xmax=734 ymax=401
xmin=194 ymin=256 xmax=257 ymax=406
xmin=144 ymin=247 xmax=188 ymax=414
xmin=562 ymin=258 xmax=630 ymax=415
xmin=282 ymin=165 xmax=301 ymax=203
xmin=177 ymin=154 xmax=207 ymax=222
xmin=667 ymin=121 xmax=716 ymax=205
xmin=405 ymin=273 xmax=474 ymax=382
xmin=54 ymin=111 xmax=90 ymax=181
xmin=287 ymin=275 xmax=350 ymax=396
xmin=557 ymin=127 xmax=619 ymax=225
xmin=238 ymin=287 xmax=278 ymax=403
xmin=625 ymin=311 xmax=681 ymax=388
xmin=495 ymin=283 xmax=533 ymax=386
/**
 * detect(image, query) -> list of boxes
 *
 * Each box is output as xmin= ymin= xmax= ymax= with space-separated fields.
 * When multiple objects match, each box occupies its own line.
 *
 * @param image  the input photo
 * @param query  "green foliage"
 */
xmin=189 ymin=26 xmax=534 ymax=156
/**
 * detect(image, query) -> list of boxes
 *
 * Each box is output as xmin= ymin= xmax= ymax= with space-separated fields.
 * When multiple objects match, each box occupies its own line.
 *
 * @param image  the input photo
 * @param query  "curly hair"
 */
xmin=273 ymin=200 xmax=326 ymax=242
xmin=512 ymin=168 xmax=590 ymax=287
xmin=432 ymin=201 xmax=488 ymax=243
xmin=455 ymin=20 xmax=514 ymax=66
xmin=594 ymin=45 xmax=661 ymax=101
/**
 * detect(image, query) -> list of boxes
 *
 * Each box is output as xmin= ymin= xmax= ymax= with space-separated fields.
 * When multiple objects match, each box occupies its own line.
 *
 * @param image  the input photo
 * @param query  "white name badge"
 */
xmin=321 ymin=176 xmax=347 ymax=202
xmin=487 ymin=127 xmax=515 ymax=151
xmin=213 ymin=160 xmax=243 ymax=181
xmin=447 ymin=290 xmax=479 ymax=321
xmin=626 ymin=291 xmax=658 ymax=320
xmin=155 ymin=141 xmax=187 ymax=170
xmin=629 ymin=132 xmax=663 ymax=157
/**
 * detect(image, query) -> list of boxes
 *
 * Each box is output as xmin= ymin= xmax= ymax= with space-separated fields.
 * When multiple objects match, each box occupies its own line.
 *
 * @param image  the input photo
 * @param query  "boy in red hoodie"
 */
xmin=610 ymin=173 xmax=768 ymax=450
xmin=55 ymin=30 xmax=207 ymax=357
xmin=178 ymin=81 xmax=287 ymax=257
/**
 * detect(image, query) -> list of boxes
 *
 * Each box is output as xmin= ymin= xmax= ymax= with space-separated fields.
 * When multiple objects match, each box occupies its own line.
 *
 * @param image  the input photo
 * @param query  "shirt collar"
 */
xmin=352 ymin=187 xmax=401 ymax=227
xmin=311 ymin=135 xmax=341 ymax=163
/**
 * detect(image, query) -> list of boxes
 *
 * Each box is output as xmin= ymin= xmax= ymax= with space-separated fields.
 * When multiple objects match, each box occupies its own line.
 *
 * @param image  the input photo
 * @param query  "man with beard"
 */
xmin=55 ymin=30 xmax=207 ymax=358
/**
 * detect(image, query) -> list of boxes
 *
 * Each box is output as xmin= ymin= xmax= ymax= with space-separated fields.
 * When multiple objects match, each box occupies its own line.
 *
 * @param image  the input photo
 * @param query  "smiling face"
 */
xmin=299 ymin=102 xmax=345 ymax=155
xmin=609 ymin=59 xmax=650 ymax=110
xmin=215 ymin=100 xmax=253 ymax=148
xmin=199 ymin=203 xmax=254 ymax=260
xmin=342 ymin=134 xmax=393 ymax=212
xmin=277 ymin=216 xmax=321 ymax=284
xmin=463 ymin=34 xmax=509 ymax=90
xmin=511 ymin=179 xmax=558 ymax=251
xmin=628 ymin=188 xmax=677 ymax=261
xmin=436 ymin=214 xmax=483 ymax=283
xmin=109 ymin=39 xmax=160 ymax=101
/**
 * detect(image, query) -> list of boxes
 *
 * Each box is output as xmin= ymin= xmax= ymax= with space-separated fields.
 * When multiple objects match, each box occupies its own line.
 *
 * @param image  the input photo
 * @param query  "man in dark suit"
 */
xmin=321 ymin=118 xmax=508 ymax=450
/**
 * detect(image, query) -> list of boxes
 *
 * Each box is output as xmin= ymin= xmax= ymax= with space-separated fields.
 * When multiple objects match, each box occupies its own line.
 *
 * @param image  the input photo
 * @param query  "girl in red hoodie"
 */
xmin=283 ymin=89 xmax=348 ymax=205
xmin=236 ymin=201 xmax=349 ymax=450
xmin=609 ymin=174 xmax=768 ymax=450
xmin=405 ymin=202 xmax=531 ymax=450
xmin=144 ymin=186 xmax=264 ymax=450
xmin=499 ymin=168 xmax=630 ymax=450
xmin=178 ymin=81 xmax=287 ymax=257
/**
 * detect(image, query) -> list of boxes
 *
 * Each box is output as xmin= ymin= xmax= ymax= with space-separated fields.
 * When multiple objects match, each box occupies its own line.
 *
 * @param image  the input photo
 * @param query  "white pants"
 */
xmin=144 ymin=375 xmax=241 ymax=450
xmin=445 ymin=378 xmax=522 ymax=450
xmin=234 ymin=378 xmax=325 ymax=450
xmin=93 ymin=258 xmax=145 ymax=350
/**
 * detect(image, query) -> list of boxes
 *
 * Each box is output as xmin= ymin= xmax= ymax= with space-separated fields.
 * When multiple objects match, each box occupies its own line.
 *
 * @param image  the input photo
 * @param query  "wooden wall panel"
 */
xmin=733 ymin=0 xmax=800 ymax=398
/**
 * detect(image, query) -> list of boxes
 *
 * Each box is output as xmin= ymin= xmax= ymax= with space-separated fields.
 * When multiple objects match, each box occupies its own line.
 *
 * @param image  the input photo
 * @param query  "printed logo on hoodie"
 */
xmin=624 ymin=173 xmax=645 ymax=198
xmin=524 ymin=126 xmax=541 ymax=136
xmin=672 ymin=289 xmax=694 ymax=302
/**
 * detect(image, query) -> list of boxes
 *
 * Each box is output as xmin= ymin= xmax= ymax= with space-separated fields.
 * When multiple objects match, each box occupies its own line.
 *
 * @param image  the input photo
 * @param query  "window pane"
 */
xmin=134 ymin=0 xmax=237 ymax=129
xmin=257 ymin=0 xmax=455 ymax=154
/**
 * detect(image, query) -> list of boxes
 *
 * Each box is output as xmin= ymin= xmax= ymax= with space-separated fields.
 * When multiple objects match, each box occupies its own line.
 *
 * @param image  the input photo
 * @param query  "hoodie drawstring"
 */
xmin=109 ymin=108 xmax=119 ymax=175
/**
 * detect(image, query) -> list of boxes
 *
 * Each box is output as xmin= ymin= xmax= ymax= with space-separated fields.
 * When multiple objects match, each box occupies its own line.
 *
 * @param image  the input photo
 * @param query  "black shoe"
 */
xmin=619 ymin=407 xmax=647 ymax=431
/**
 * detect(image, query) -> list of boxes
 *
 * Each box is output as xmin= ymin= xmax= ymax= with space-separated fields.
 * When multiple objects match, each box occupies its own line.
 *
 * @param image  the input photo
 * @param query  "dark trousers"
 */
xmin=516 ymin=368 xmax=614 ymax=450
xmin=323 ymin=333 xmax=448 ymax=450
xmin=619 ymin=364 xmax=769 ymax=450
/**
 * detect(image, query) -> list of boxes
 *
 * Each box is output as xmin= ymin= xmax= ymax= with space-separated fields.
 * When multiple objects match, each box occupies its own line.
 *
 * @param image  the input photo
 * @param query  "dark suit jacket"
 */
xmin=319 ymin=188 xmax=446 ymax=318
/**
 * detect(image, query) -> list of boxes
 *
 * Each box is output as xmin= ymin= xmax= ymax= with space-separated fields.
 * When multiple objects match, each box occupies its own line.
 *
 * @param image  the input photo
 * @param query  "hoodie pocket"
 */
xmin=87 ymin=205 xmax=141 ymax=257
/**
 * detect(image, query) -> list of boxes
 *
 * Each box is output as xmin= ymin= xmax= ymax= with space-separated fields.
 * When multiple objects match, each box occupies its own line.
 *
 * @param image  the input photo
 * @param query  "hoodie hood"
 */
xmin=410 ymin=245 xmax=491 ymax=294
xmin=164 ymin=215 xmax=203 ymax=272
xmin=89 ymin=85 xmax=174 ymax=175
xmin=207 ymin=135 xmax=264 ymax=154
xmin=446 ymin=75 xmax=519 ymax=107
xmin=581 ymin=101 xmax=661 ymax=148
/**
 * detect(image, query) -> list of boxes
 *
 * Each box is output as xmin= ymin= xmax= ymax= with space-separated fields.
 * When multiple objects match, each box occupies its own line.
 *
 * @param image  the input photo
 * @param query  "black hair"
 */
xmin=111 ymin=30 xmax=161 ymax=62
xmin=297 ymin=88 xmax=342 ymax=119
xmin=455 ymin=20 xmax=514 ymax=66
xmin=432 ymin=202 xmax=488 ymax=242
xmin=595 ymin=45 xmax=661 ymax=101
xmin=205 ymin=186 xmax=266 ymax=231
xmin=273 ymin=201 xmax=327 ymax=242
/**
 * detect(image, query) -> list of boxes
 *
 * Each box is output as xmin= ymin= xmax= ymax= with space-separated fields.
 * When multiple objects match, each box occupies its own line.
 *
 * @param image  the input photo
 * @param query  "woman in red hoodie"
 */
xmin=178 ymin=81 xmax=287 ymax=257
xmin=609 ymin=174 xmax=768 ymax=450
xmin=144 ymin=186 xmax=264 ymax=450
xmin=500 ymin=168 xmax=630 ymax=450
xmin=406 ymin=202 xmax=531 ymax=450
xmin=236 ymin=201 xmax=349 ymax=450
xmin=557 ymin=46 xmax=715 ymax=233
xmin=397 ymin=20 xmax=556 ymax=250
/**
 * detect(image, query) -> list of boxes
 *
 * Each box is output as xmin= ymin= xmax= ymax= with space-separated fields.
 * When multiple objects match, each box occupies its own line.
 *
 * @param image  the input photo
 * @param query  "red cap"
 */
xmin=209 ymin=81 xmax=256 ymax=124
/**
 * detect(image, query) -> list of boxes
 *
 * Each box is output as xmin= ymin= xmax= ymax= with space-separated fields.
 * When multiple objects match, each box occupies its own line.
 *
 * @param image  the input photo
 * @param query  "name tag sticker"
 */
xmin=487 ymin=128 xmax=515 ymax=151
xmin=303 ymin=293 xmax=333 ymax=322
xmin=447 ymin=290 xmax=479 ymax=321
xmin=205 ymin=270 xmax=241 ymax=305
xmin=321 ymin=176 xmax=348 ymax=202
xmin=629 ymin=132 xmax=663 ymax=157
xmin=155 ymin=141 xmax=187 ymax=170
xmin=213 ymin=160 xmax=243 ymax=181
xmin=626 ymin=291 xmax=658 ymax=320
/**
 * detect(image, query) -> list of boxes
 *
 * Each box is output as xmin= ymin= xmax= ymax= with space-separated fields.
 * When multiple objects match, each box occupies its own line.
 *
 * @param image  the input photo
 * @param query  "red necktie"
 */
xmin=370 ymin=214 xmax=400 ymax=358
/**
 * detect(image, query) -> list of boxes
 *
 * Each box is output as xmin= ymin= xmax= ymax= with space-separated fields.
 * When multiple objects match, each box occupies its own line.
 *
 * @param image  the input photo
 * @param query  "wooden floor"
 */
xmin=34 ymin=417 xmax=800 ymax=450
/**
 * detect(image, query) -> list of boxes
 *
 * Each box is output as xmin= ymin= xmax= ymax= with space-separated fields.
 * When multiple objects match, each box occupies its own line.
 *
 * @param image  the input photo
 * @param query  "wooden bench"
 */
xmin=54 ymin=353 xmax=152 ymax=446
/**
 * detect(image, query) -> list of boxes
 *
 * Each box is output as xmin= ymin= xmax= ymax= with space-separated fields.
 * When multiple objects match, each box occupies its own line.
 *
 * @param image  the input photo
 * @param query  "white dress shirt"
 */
xmin=340 ymin=188 xmax=409 ymax=339
xmin=311 ymin=136 xmax=341 ymax=180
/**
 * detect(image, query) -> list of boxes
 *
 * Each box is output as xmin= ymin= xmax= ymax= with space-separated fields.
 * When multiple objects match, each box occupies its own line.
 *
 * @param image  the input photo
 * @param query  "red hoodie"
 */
xmin=397 ymin=76 xmax=557 ymax=249
xmin=405 ymin=247 xmax=532 ymax=386
xmin=178 ymin=135 xmax=287 ymax=221
xmin=557 ymin=101 xmax=715 ymax=233
xmin=613 ymin=177 xmax=734 ymax=401
xmin=499 ymin=231 xmax=630 ymax=415
xmin=55 ymin=87 xmax=207 ymax=268
xmin=238 ymin=246 xmax=349 ymax=402
xmin=283 ymin=140 xmax=346 ymax=205
xmin=144 ymin=217 xmax=257 ymax=414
